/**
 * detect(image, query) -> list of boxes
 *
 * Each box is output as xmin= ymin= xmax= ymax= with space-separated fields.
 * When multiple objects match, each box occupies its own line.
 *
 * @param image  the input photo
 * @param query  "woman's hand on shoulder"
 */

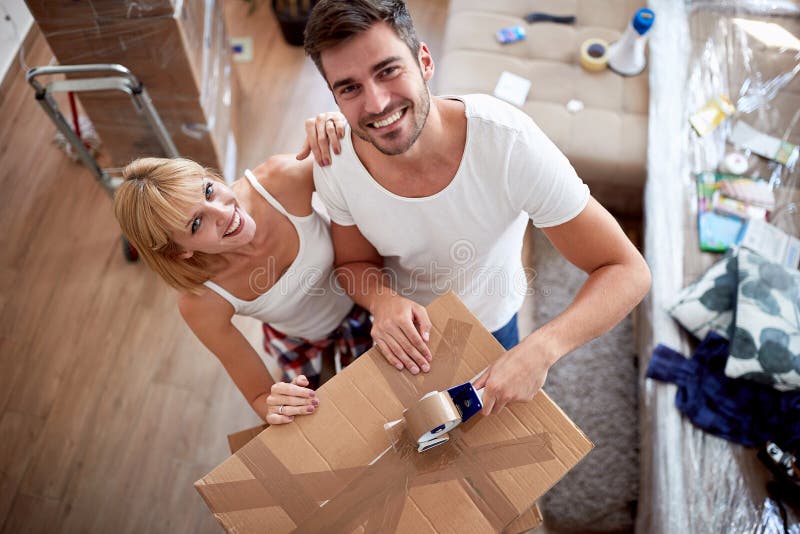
xmin=296 ymin=111 xmax=347 ymax=167
xmin=265 ymin=375 xmax=320 ymax=425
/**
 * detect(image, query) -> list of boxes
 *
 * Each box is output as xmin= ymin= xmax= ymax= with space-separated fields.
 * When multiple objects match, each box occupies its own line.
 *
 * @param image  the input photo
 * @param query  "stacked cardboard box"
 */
xmin=25 ymin=0 xmax=238 ymax=178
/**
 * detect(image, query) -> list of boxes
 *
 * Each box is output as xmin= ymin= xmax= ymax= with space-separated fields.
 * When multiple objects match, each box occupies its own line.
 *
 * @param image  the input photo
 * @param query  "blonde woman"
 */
xmin=113 ymin=114 xmax=371 ymax=425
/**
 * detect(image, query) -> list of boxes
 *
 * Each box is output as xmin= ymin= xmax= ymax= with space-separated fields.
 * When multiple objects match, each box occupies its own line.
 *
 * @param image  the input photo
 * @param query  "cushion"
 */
xmin=667 ymin=251 xmax=737 ymax=341
xmin=725 ymin=248 xmax=800 ymax=390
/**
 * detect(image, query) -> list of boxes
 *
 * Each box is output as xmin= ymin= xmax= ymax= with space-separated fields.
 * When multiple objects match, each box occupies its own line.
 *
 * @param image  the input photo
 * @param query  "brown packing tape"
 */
xmin=198 ymin=479 xmax=275 ymax=514
xmin=383 ymin=420 xmax=406 ymax=449
xmin=447 ymin=429 xmax=521 ymax=530
xmin=436 ymin=317 xmax=473 ymax=361
xmin=198 ymin=429 xmax=555 ymax=516
xmin=372 ymin=318 xmax=474 ymax=409
xmin=227 ymin=425 xmax=268 ymax=455
xmin=236 ymin=438 xmax=318 ymax=525
xmin=403 ymin=391 xmax=460 ymax=444
xmin=291 ymin=426 xmax=551 ymax=533
xmin=198 ymin=466 xmax=368 ymax=512
xmin=365 ymin=487 xmax=407 ymax=533
xmin=292 ymin=443 xmax=415 ymax=534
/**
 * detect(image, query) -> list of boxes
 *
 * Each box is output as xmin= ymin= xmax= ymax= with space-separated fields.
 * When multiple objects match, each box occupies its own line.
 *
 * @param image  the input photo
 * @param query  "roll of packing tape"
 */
xmin=721 ymin=152 xmax=748 ymax=175
xmin=580 ymin=38 xmax=609 ymax=72
xmin=404 ymin=391 xmax=461 ymax=449
xmin=403 ymin=383 xmax=485 ymax=452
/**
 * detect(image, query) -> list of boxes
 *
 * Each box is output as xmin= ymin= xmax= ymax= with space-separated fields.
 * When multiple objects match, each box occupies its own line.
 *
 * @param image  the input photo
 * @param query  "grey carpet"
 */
xmin=519 ymin=229 xmax=639 ymax=534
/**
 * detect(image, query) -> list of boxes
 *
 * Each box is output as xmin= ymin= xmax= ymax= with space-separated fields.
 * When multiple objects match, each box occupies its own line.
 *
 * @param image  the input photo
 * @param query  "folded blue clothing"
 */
xmin=647 ymin=332 xmax=800 ymax=450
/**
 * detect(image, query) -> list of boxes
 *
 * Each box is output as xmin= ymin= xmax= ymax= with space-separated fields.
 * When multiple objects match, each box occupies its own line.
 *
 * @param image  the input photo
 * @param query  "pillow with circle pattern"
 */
xmin=724 ymin=248 xmax=800 ymax=390
xmin=667 ymin=250 xmax=738 ymax=341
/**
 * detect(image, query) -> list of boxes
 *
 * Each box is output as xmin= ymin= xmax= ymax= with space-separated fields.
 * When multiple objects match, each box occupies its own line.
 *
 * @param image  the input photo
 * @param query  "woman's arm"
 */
xmin=178 ymin=293 xmax=318 ymax=424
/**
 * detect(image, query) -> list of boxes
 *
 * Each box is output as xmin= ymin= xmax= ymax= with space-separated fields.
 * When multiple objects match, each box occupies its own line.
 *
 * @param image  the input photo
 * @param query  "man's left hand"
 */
xmin=473 ymin=345 xmax=550 ymax=416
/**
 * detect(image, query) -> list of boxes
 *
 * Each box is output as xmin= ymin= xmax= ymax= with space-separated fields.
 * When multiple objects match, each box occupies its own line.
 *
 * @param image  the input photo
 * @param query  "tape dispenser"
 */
xmin=403 ymin=382 xmax=484 ymax=452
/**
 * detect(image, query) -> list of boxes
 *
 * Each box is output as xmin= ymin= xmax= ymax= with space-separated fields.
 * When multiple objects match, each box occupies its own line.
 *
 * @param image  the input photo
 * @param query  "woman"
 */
xmin=113 ymin=114 xmax=370 ymax=425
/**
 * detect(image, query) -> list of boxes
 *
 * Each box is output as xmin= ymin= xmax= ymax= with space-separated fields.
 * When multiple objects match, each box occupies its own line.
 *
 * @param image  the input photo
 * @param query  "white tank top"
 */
xmin=203 ymin=170 xmax=353 ymax=340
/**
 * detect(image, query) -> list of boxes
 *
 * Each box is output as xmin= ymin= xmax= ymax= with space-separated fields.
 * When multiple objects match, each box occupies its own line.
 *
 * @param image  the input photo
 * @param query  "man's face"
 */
xmin=320 ymin=22 xmax=432 ymax=156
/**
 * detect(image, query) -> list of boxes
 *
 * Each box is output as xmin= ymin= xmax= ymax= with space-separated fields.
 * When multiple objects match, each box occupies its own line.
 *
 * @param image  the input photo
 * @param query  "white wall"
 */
xmin=0 ymin=0 xmax=33 ymax=83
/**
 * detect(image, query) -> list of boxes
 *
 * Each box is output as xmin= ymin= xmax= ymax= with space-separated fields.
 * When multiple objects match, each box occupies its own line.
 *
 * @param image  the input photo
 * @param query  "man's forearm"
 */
xmin=521 ymin=258 xmax=651 ymax=366
xmin=334 ymin=261 xmax=396 ymax=313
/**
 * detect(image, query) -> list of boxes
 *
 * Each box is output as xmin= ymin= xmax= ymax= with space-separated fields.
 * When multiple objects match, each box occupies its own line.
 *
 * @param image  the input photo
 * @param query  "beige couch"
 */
xmin=436 ymin=0 xmax=649 ymax=215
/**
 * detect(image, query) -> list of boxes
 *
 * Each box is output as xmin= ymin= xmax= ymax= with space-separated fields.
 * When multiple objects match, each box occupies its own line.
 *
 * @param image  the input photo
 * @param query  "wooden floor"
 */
xmin=0 ymin=2 xmax=449 ymax=532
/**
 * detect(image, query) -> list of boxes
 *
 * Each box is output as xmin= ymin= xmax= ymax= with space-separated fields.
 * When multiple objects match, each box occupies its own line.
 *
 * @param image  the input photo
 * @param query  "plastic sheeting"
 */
xmin=25 ymin=0 xmax=237 ymax=179
xmin=639 ymin=0 xmax=799 ymax=532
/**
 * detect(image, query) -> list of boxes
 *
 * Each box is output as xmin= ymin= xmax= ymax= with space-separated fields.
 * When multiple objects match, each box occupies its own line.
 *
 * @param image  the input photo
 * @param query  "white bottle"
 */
xmin=608 ymin=8 xmax=655 ymax=77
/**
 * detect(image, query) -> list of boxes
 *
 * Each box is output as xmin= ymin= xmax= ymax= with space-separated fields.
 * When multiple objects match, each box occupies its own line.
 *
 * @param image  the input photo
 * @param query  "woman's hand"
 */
xmin=265 ymin=375 xmax=319 ymax=424
xmin=296 ymin=111 xmax=347 ymax=167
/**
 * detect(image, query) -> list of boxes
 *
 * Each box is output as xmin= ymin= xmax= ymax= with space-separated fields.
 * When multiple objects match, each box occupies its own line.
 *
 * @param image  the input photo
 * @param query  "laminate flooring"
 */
xmin=0 ymin=2 xmax=449 ymax=531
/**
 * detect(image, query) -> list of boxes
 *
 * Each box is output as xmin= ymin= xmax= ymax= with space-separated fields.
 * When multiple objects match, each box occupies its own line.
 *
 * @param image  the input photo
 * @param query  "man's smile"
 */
xmin=367 ymin=107 xmax=406 ymax=129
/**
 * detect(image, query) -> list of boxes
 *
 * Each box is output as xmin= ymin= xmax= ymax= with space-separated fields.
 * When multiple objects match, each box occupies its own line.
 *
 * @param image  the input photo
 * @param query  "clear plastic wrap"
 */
xmin=639 ymin=0 xmax=800 ymax=531
xmin=25 ymin=0 xmax=237 ymax=177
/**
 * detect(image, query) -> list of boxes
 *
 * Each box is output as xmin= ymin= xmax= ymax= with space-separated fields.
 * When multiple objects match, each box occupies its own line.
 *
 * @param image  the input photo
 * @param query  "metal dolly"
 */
xmin=27 ymin=64 xmax=180 ymax=261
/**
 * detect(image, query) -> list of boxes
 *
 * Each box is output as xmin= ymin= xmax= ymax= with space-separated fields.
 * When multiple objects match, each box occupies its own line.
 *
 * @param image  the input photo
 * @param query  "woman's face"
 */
xmin=171 ymin=176 xmax=257 ymax=257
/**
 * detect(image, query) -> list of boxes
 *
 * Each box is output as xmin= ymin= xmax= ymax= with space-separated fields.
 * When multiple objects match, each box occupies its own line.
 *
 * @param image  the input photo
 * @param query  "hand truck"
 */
xmin=27 ymin=64 xmax=180 ymax=261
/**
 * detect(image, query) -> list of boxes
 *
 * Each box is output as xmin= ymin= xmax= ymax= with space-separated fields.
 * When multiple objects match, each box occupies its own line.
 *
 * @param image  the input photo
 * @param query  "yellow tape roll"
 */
xmin=580 ymin=38 xmax=609 ymax=72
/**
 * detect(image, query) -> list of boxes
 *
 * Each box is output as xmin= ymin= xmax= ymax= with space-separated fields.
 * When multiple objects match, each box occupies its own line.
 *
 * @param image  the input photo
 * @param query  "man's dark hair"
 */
xmin=304 ymin=0 xmax=420 ymax=81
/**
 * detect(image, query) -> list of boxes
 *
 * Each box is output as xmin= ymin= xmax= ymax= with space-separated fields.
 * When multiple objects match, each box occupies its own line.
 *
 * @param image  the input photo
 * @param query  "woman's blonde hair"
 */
xmin=113 ymin=157 xmax=226 ymax=292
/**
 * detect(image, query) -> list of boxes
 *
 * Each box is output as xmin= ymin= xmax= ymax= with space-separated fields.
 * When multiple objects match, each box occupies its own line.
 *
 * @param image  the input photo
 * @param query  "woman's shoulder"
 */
xmin=250 ymin=155 xmax=314 ymax=216
xmin=251 ymin=155 xmax=312 ymax=191
xmin=177 ymin=285 xmax=234 ymax=324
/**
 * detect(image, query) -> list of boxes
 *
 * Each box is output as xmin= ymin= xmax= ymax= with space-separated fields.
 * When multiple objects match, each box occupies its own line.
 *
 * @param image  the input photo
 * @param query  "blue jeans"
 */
xmin=491 ymin=313 xmax=519 ymax=350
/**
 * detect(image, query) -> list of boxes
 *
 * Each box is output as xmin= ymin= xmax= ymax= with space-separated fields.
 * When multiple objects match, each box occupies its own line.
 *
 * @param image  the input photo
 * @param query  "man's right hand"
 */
xmin=370 ymin=294 xmax=433 ymax=374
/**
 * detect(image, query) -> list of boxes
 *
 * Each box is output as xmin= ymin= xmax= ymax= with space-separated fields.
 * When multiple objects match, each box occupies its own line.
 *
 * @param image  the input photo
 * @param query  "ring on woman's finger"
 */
xmin=279 ymin=404 xmax=284 ymax=415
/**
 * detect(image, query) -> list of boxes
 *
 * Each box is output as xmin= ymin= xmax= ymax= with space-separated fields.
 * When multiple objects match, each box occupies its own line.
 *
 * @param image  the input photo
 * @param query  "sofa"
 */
xmin=436 ymin=0 xmax=649 ymax=216
xmin=638 ymin=0 xmax=800 ymax=531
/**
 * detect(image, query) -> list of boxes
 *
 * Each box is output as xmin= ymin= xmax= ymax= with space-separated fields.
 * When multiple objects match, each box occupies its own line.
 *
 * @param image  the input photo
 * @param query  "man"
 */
xmin=301 ymin=0 xmax=651 ymax=415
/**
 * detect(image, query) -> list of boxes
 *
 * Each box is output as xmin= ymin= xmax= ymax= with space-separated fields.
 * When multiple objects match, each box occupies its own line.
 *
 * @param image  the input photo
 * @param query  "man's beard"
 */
xmin=354 ymin=85 xmax=431 ymax=156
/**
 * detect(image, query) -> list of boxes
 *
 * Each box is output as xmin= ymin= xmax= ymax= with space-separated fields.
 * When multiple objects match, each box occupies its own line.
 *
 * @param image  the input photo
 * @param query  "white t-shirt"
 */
xmin=314 ymin=94 xmax=590 ymax=331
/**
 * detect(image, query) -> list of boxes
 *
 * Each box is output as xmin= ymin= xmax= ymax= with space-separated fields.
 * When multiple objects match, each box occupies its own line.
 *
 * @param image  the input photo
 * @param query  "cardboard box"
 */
xmin=66 ymin=71 xmax=237 ymax=170
xmin=25 ymin=0 xmax=178 ymax=33
xmin=197 ymin=292 xmax=592 ymax=532
xmin=508 ymin=504 xmax=544 ymax=533
xmin=225 ymin=423 xmax=545 ymax=533
xmin=227 ymin=425 xmax=268 ymax=455
xmin=41 ymin=15 xmax=206 ymax=101
xmin=28 ymin=0 xmax=238 ymax=172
